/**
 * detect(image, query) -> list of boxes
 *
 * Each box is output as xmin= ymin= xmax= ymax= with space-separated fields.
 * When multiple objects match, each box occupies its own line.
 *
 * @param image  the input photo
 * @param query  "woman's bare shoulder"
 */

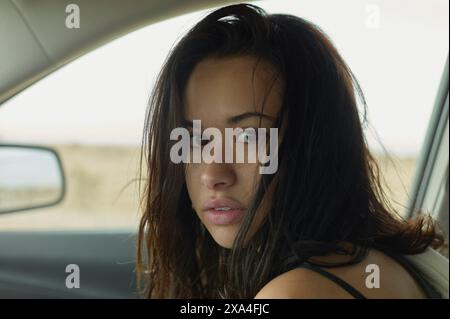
xmin=254 ymin=266 xmax=354 ymax=299
xmin=255 ymin=248 xmax=427 ymax=299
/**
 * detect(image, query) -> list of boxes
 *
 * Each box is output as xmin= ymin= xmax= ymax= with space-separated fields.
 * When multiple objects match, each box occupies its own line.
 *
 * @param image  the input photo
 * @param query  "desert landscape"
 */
xmin=0 ymin=144 xmax=417 ymax=231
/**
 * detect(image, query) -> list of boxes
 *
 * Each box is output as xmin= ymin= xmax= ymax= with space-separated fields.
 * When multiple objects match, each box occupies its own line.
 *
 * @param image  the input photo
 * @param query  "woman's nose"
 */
xmin=200 ymin=163 xmax=236 ymax=190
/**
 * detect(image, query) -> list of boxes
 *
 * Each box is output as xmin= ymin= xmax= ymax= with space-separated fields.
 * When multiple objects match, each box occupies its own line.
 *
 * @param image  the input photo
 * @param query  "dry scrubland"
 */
xmin=0 ymin=144 xmax=417 ymax=231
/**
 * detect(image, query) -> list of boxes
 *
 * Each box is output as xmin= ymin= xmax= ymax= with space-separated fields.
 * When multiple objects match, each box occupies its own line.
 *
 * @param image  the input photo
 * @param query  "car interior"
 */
xmin=0 ymin=0 xmax=448 ymax=299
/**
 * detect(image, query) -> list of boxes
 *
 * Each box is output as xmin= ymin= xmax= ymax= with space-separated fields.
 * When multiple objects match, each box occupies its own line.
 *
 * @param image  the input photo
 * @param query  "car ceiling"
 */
xmin=0 ymin=0 xmax=243 ymax=106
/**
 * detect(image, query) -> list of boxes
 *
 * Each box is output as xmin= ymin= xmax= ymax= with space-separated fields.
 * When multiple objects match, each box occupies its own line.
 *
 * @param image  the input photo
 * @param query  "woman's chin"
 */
xmin=207 ymin=225 xmax=240 ymax=249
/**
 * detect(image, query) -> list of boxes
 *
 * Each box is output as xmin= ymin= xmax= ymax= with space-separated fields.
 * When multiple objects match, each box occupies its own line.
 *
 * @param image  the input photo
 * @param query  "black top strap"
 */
xmin=282 ymin=246 xmax=442 ymax=299
xmin=373 ymin=246 xmax=442 ymax=299
xmin=296 ymin=263 xmax=367 ymax=299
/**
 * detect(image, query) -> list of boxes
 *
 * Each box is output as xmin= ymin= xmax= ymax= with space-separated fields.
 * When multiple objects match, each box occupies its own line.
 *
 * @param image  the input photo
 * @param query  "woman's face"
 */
xmin=183 ymin=55 xmax=283 ymax=248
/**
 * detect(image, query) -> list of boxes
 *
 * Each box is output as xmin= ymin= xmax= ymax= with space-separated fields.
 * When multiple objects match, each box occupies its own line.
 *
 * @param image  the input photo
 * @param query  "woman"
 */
xmin=136 ymin=3 xmax=445 ymax=298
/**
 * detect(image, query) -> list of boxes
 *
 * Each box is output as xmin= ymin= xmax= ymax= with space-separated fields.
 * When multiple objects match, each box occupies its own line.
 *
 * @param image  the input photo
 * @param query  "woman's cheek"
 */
xmin=236 ymin=162 xmax=261 ymax=192
xmin=185 ymin=165 xmax=201 ymax=209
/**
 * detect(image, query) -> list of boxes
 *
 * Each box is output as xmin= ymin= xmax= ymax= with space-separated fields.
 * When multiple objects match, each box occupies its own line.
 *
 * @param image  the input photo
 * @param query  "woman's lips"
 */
xmin=202 ymin=197 xmax=246 ymax=225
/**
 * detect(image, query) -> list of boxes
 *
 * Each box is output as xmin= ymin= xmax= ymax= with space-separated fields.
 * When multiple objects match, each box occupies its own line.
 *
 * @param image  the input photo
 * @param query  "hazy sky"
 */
xmin=0 ymin=0 xmax=448 ymax=156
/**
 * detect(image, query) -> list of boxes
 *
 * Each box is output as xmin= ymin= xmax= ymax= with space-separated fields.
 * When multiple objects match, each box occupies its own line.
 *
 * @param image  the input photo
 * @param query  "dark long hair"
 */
xmin=136 ymin=3 xmax=443 ymax=298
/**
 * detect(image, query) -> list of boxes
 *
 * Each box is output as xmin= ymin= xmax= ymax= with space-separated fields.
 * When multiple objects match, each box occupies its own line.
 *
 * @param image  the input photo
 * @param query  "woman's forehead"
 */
xmin=183 ymin=55 xmax=283 ymax=122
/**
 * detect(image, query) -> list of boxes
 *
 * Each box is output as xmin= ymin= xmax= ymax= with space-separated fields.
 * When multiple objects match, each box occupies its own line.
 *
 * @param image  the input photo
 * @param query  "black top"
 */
xmin=281 ymin=249 xmax=442 ymax=299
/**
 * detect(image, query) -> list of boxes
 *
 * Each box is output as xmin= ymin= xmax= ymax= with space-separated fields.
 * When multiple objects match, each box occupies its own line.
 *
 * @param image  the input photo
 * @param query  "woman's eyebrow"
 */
xmin=228 ymin=112 xmax=275 ymax=124
xmin=182 ymin=112 xmax=274 ymax=127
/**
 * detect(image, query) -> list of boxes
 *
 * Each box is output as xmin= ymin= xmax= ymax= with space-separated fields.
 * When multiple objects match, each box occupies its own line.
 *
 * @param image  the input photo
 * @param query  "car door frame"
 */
xmin=407 ymin=55 xmax=449 ymax=249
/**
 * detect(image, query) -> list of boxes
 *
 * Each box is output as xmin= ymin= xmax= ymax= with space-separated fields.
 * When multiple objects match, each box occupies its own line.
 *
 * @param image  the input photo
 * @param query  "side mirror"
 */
xmin=0 ymin=145 xmax=65 ymax=215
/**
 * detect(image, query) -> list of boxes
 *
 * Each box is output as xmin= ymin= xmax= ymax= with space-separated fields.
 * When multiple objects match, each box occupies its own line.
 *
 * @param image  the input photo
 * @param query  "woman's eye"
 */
xmin=237 ymin=128 xmax=258 ymax=144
